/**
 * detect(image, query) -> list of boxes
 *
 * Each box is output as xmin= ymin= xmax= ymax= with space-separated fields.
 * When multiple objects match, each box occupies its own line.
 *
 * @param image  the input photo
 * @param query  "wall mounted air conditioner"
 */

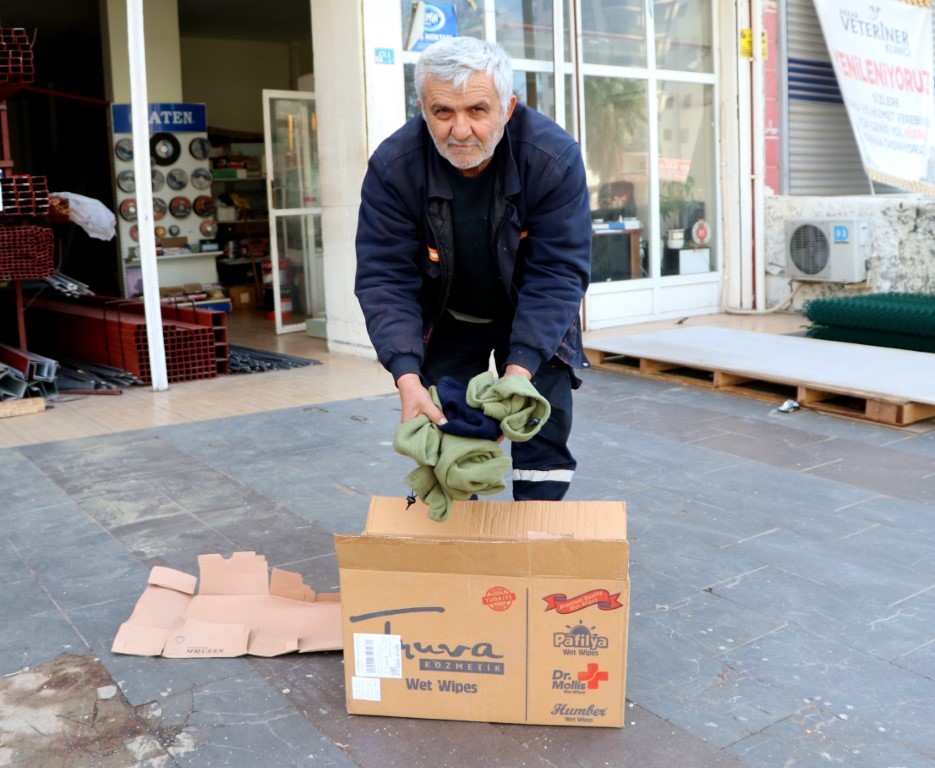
xmin=784 ymin=218 xmax=871 ymax=283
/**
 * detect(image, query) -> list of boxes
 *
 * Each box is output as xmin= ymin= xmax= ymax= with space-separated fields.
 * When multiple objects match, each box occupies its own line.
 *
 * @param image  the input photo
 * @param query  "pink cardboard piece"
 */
xmin=112 ymin=552 xmax=342 ymax=658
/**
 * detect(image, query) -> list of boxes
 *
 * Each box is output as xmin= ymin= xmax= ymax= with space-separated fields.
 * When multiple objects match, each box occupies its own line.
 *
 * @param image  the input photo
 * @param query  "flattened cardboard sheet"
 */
xmin=113 ymin=552 xmax=342 ymax=658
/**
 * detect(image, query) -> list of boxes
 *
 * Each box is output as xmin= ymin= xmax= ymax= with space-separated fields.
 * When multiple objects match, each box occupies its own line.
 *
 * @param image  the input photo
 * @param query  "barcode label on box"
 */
xmin=353 ymin=633 xmax=402 ymax=678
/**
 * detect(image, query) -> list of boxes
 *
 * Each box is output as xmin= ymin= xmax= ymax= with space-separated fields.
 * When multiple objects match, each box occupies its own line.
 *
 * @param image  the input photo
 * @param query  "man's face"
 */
xmin=419 ymin=72 xmax=517 ymax=177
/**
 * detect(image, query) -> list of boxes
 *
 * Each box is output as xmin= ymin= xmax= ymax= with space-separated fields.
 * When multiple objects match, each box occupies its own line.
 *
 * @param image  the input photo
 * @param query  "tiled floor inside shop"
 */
xmin=2 ymin=308 xmax=935 ymax=768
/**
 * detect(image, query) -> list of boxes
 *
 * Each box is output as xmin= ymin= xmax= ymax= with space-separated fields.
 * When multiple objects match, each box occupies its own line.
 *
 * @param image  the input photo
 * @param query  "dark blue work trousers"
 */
xmin=421 ymin=312 xmax=577 ymax=501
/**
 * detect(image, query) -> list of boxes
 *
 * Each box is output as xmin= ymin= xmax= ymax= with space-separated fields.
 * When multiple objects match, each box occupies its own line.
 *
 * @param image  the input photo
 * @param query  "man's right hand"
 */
xmin=396 ymin=373 xmax=448 ymax=425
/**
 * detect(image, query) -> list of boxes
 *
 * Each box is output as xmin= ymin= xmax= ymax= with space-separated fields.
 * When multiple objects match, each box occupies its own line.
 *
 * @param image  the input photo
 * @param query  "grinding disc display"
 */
xmin=119 ymin=199 xmax=137 ymax=222
xmin=200 ymin=219 xmax=218 ymax=238
xmin=114 ymin=138 xmax=133 ymax=161
xmin=151 ymin=169 xmax=165 ymax=192
xmin=193 ymin=195 xmax=216 ymax=218
xmin=168 ymin=225 xmax=181 ymax=237
xmin=189 ymin=137 xmax=211 ymax=160
xmin=116 ymin=170 xmax=135 ymax=193
xmin=150 ymin=132 xmax=181 ymax=166
xmin=129 ymin=225 xmax=139 ymax=242
xmin=167 ymin=168 xmax=189 ymax=190
xmin=153 ymin=197 xmax=168 ymax=221
xmin=169 ymin=196 xmax=192 ymax=219
xmin=154 ymin=225 xmax=167 ymax=238
xmin=191 ymin=167 xmax=212 ymax=190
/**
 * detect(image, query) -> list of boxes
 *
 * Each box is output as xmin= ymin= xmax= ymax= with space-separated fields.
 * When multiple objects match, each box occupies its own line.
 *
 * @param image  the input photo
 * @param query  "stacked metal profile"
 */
xmin=27 ymin=298 xmax=227 ymax=384
xmin=0 ymin=175 xmax=54 ymax=279
xmin=0 ymin=343 xmax=58 ymax=399
xmin=0 ymin=27 xmax=33 ymax=85
xmin=0 ymin=28 xmax=51 ymax=281
xmin=803 ymin=293 xmax=935 ymax=353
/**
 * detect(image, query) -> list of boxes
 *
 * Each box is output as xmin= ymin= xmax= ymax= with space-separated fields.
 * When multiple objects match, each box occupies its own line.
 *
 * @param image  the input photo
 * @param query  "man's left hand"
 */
xmin=503 ymin=363 xmax=533 ymax=381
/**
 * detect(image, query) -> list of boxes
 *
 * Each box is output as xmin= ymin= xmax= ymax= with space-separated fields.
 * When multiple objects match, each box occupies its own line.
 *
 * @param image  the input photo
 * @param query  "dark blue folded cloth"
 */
xmin=436 ymin=375 xmax=502 ymax=441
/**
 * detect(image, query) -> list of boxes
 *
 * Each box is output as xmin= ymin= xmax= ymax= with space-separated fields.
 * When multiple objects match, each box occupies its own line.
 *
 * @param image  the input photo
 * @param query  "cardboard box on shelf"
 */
xmin=112 ymin=552 xmax=342 ymax=658
xmin=228 ymin=284 xmax=257 ymax=310
xmin=335 ymin=496 xmax=629 ymax=728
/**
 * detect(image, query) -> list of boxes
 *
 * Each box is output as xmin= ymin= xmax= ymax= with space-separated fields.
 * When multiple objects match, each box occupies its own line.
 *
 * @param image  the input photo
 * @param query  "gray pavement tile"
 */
xmin=709 ymin=556 xmax=935 ymax=662
xmin=0 ymin=450 xmax=74 ymax=517
xmin=729 ymin=712 xmax=935 ymax=768
xmin=0 ymin=536 xmax=23 ymax=585
xmin=853 ymin=495 xmax=935 ymax=537
xmin=20 ymin=433 xmax=199 ymax=497
xmin=174 ymin=674 xmax=356 ymax=768
xmin=0 ymin=603 xmax=86 ymax=676
xmin=721 ymin=624 xmax=935 ymax=757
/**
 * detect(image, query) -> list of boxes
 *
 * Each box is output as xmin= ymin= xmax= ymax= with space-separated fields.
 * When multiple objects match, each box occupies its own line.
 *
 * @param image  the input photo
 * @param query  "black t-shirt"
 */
xmin=445 ymin=161 xmax=510 ymax=321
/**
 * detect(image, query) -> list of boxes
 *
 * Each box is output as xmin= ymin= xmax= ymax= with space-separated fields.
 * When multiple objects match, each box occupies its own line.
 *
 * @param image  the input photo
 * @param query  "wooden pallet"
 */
xmin=585 ymin=328 xmax=935 ymax=428
xmin=0 ymin=397 xmax=45 ymax=419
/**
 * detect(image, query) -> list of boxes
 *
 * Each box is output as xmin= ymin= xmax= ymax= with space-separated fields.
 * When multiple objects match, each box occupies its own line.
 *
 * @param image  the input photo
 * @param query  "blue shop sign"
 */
xmin=112 ymin=103 xmax=207 ymax=134
xmin=409 ymin=2 xmax=458 ymax=52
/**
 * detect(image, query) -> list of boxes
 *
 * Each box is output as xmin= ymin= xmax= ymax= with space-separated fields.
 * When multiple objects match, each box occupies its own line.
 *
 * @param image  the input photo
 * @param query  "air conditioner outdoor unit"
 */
xmin=784 ymin=218 xmax=871 ymax=283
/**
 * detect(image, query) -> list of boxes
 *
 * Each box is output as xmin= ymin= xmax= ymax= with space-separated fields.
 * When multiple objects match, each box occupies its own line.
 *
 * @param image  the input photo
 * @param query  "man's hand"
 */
xmin=396 ymin=373 xmax=447 ymax=425
xmin=503 ymin=363 xmax=533 ymax=381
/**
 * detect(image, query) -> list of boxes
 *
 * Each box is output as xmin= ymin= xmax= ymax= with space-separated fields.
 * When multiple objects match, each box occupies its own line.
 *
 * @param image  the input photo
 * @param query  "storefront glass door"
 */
xmin=398 ymin=0 xmax=719 ymax=329
xmin=262 ymin=90 xmax=323 ymax=334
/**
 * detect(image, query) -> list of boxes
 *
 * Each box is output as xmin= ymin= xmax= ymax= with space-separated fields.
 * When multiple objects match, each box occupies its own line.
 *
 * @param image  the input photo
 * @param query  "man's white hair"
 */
xmin=414 ymin=36 xmax=514 ymax=114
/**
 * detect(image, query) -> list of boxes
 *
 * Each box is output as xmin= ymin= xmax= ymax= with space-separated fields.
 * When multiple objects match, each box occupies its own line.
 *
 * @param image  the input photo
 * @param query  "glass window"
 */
xmin=583 ymin=76 xmax=649 ymax=281
xmin=654 ymin=0 xmax=713 ymax=73
xmin=513 ymin=71 xmax=555 ymax=121
xmin=497 ymin=0 xmax=554 ymax=61
xmin=657 ymin=81 xmax=716 ymax=275
xmin=580 ymin=0 xmax=647 ymax=68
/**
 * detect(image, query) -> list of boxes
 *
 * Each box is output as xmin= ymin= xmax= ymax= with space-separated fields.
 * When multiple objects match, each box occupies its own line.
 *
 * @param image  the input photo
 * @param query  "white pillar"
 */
xmin=126 ymin=0 xmax=168 ymax=390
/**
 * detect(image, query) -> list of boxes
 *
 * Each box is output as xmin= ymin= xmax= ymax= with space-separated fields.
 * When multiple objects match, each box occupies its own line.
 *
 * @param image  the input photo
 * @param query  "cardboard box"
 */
xmin=112 ymin=552 xmax=342 ymax=658
xmin=228 ymin=284 xmax=257 ymax=310
xmin=335 ymin=497 xmax=629 ymax=727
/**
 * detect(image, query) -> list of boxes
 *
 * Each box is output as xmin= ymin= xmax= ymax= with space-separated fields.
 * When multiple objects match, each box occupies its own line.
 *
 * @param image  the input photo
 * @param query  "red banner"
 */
xmin=543 ymin=589 xmax=622 ymax=614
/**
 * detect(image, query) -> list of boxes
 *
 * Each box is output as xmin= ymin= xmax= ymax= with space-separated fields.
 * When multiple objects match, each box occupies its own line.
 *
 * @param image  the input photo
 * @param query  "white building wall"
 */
xmin=765 ymin=195 xmax=935 ymax=308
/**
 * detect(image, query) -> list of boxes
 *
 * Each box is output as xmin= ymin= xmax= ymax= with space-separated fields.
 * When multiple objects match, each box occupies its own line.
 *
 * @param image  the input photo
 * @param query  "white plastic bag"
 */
xmin=52 ymin=192 xmax=116 ymax=241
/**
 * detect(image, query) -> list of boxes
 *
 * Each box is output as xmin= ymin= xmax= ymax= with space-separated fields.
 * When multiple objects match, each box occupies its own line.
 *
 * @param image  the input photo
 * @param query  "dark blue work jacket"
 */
xmin=355 ymin=102 xmax=592 ymax=383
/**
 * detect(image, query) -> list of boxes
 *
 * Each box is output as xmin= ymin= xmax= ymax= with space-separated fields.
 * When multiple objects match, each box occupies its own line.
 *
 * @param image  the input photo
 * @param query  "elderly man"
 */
xmin=355 ymin=35 xmax=591 ymax=501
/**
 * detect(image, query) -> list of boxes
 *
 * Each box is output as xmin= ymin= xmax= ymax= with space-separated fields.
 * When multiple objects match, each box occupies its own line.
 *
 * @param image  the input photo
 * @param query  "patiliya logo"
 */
xmin=553 ymin=621 xmax=610 ymax=656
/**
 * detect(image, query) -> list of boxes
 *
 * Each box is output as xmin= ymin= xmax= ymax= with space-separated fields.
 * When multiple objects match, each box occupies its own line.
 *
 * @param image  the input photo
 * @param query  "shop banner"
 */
xmin=814 ymin=0 xmax=935 ymax=196
xmin=405 ymin=2 xmax=458 ymax=52
xmin=112 ymin=103 xmax=207 ymax=134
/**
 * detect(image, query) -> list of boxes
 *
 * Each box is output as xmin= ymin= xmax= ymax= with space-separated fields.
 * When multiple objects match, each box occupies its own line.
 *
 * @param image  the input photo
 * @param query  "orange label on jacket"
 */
xmin=428 ymin=247 xmax=439 ymax=262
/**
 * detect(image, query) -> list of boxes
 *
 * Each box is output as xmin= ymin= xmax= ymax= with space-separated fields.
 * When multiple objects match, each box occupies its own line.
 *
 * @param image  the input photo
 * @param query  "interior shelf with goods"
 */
xmin=209 ymin=128 xmax=269 ymax=310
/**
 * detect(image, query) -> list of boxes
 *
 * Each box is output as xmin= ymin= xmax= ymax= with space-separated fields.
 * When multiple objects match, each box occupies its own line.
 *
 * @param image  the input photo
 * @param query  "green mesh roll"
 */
xmin=806 ymin=324 xmax=935 ymax=353
xmin=802 ymin=293 xmax=935 ymax=337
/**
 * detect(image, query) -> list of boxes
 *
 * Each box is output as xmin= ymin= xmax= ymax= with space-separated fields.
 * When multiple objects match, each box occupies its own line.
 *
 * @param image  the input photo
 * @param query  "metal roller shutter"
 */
xmin=782 ymin=0 xmax=888 ymax=195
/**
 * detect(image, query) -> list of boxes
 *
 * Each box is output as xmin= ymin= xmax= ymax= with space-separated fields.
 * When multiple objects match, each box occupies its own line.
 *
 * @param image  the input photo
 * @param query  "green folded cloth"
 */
xmin=393 ymin=412 xmax=441 ymax=466
xmin=465 ymin=371 xmax=551 ymax=442
xmin=434 ymin=432 xmax=511 ymax=501
xmin=393 ymin=387 xmax=511 ymax=521
xmin=404 ymin=465 xmax=450 ymax=521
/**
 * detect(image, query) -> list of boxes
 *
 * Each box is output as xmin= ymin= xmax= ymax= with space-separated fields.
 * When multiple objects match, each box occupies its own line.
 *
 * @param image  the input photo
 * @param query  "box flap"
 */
xmin=364 ymin=496 xmax=627 ymax=540
xmin=148 ymin=565 xmax=197 ymax=595
xmin=198 ymin=552 xmax=269 ymax=595
xmin=269 ymin=568 xmax=317 ymax=602
xmin=335 ymin=535 xmax=629 ymax=579
xmin=111 ymin=622 xmax=171 ymax=657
